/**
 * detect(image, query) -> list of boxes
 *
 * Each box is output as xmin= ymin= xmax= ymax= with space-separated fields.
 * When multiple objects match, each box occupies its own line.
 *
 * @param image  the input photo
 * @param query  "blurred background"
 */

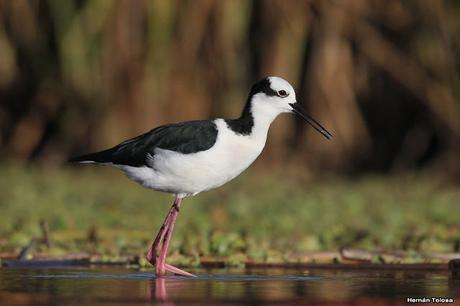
xmin=0 ymin=0 xmax=460 ymax=264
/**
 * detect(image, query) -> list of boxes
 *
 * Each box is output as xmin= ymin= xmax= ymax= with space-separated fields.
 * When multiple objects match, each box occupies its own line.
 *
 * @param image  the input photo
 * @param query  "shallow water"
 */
xmin=0 ymin=267 xmax=459 ymax=305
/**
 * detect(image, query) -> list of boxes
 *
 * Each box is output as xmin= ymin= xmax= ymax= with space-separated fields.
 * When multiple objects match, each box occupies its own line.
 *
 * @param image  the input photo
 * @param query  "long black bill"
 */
xmin=289 ymin=103 xmax=333 ymax=140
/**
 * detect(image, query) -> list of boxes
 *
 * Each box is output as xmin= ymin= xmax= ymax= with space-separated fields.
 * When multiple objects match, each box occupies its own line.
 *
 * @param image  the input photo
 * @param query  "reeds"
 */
xmin=0 ymin=0 xmax=459 ymax=175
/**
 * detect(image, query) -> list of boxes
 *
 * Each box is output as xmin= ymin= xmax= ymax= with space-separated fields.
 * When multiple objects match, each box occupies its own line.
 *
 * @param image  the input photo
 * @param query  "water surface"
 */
xmin=1 ymin=267 xmax=459 ymax=305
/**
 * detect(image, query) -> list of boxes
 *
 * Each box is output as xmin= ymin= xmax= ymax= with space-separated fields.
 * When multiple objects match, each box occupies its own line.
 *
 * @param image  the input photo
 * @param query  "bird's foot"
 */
xmin=156 ymin=261 xmax=196 ymax=277
xmin=147 ymin=253 xmax=196 ymax=277
xmin=164 ymin=263 xmax=196 ymax=277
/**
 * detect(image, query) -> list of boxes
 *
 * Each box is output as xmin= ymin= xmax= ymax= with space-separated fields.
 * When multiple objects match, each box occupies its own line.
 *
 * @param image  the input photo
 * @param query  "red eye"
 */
xmin=278 ymin=90 xmax=288 ymax=97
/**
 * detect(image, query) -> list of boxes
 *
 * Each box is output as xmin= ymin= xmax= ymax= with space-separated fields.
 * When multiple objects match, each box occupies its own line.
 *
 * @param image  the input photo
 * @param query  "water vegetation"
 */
xmin=1 ymin=164 xmax=459 ymax=266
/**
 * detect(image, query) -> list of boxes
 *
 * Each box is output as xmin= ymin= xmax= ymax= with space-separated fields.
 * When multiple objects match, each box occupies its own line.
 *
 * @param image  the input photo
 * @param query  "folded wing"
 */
xmin=69 ymin=120 xmax=219 ymax=167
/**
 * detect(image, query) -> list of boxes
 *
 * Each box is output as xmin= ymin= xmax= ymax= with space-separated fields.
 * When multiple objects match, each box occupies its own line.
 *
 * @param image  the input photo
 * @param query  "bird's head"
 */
xmin=247 ymin=76 xmax=332 ymax=139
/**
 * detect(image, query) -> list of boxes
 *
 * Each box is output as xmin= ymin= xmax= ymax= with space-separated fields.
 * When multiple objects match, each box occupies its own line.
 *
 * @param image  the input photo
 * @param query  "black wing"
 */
xmin=69 ymin=120 xmax=219 ymax=167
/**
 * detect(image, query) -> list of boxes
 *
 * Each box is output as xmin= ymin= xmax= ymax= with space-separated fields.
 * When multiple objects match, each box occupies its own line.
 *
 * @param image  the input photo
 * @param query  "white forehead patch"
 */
xmin=267 ymin=76 xmax=296 ymax=97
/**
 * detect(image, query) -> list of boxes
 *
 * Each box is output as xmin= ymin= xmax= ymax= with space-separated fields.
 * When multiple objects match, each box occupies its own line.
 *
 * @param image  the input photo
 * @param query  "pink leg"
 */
xmin=156 ymin=197 xmax=181 ymax=274
xmin=145 ymin=203 xmax=176 ymax=265
xmin=145 ymin=196 xmax=196 ymax=277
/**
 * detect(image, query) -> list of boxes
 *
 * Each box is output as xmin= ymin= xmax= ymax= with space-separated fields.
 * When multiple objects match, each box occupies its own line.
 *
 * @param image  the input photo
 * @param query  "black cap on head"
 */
xmin=249 ymin=77 xmax=277 ymax=98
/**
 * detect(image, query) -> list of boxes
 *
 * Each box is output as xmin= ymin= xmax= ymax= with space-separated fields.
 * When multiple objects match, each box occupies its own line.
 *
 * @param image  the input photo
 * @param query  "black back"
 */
xmin=70 ymin=77 xmax=277 ymax=165
xmin=225 ymin=77 xmax=277 ymax=135
xmin=69 ymin=120 xmax=218 ymax=167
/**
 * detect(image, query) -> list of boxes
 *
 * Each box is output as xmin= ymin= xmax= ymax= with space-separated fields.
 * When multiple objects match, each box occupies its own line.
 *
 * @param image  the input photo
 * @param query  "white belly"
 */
xmin=117 ymin=119 xmax=267 ymax=197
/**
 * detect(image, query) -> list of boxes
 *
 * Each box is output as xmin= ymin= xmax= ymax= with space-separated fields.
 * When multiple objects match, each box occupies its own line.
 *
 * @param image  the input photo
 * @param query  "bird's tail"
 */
xmin=68 ymin=148 xmax=115 ymax=164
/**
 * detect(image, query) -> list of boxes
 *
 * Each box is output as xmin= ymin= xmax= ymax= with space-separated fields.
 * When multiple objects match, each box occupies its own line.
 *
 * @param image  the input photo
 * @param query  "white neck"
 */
xmin=249 ymin=96 xmax=282 ymax=140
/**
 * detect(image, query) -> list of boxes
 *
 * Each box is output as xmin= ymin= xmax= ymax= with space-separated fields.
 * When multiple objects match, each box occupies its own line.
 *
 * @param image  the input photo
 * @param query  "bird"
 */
xmin=69 ymin=76 xmax=332 ymax=277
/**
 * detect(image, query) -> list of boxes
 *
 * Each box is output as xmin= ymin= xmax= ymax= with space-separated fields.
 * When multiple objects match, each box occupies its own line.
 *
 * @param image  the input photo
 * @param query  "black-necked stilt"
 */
xmin=69 ymin=76 xmax=332 ymax=277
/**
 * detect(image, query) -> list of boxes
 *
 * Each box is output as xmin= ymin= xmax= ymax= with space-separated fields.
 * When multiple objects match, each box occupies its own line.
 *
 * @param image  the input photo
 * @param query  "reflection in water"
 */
xmin=147 ymin=271 xmax=325 ymax=305
xmin=145 ymin=269 xmax=459 ymax=306
xmin=0 ymin=267 xmax=459 ymax=306
xmin=151 ymin=277 xmax=173 ymax=306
